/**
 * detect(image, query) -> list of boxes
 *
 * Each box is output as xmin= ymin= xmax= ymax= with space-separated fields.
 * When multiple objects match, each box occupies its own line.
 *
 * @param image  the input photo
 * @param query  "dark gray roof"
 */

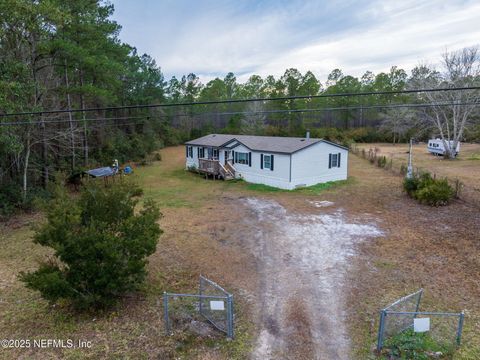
xmin=185 ymin=134 xmax=235 ymax=147
xmin=185 ymin=134 xmax=348 ymax=154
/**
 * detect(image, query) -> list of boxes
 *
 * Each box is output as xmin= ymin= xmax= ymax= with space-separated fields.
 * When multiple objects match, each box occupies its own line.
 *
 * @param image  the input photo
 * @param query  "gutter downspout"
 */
xmin=289 ymin=154 xmax=292 ymax=183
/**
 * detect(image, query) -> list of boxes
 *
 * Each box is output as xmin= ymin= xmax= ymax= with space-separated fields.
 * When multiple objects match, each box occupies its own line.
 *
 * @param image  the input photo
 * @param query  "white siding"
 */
xmin=185 ymin=141 xmax=349 ymax=190
xmin=231 ymin=144 xmax=292 ymax=189
xmin=290 ymin=142 xmax=348 ymax=188
xmin=185 ymin=145 xmax=200 ymax=168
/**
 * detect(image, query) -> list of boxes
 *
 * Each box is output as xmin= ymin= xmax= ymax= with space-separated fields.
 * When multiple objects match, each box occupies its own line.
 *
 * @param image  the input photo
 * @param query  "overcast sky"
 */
xmin=111 ymin=0 xmax=480 ymax=83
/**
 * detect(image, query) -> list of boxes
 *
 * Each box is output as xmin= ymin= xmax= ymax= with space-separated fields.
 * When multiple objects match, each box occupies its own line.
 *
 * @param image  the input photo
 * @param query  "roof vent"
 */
xmin=306 ymin=130 xmax=310 ymax=139
xmin=212 ymin=134 xmax=216 ymax=137
xmin=300 ymin=139 xmax=305 ymax=141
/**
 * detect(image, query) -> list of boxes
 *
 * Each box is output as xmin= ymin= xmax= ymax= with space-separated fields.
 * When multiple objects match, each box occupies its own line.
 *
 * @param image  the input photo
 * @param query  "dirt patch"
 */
xmin=240 ymin=198 xmax=383 ymax=359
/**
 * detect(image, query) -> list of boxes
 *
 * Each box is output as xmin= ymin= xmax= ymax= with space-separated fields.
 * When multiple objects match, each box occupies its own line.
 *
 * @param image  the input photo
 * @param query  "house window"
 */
xmin=263 ymin=155 xmax=271 ymax=169
xmin=213 ymin=148 xmax=219 ymax=159
xmin=331 ymin=153 xmax=338 ymax=167
xmin=236 ymin=152 xmax=248 ymax=164
xmin=329 ymin=153 xmax=341 ymax=168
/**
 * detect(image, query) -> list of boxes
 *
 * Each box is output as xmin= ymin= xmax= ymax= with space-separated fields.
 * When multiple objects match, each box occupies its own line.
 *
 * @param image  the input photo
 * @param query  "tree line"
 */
xmin=1 ymin=0 xmax=479 ymax=217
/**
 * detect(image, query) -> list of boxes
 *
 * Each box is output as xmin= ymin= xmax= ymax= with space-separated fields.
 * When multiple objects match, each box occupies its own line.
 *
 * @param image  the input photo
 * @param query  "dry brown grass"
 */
xmin=0 ymin=145 xmax=478 ymax=359
xmin=355 ymin=142 xmax=480 ymax=206
xmin=0 ymin=147 xmax=257 ymax=359
xmin=342 ymin=152 xmax=480 ymax=359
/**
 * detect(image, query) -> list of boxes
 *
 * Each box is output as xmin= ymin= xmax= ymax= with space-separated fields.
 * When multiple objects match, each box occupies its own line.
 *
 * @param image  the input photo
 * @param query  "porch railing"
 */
xmin=198 ymin=158 xmax=219 ymax=174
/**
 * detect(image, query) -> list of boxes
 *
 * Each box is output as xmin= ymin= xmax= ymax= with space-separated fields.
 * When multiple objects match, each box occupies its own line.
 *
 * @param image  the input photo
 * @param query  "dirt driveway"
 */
xmin=1 ymin=146 xmax=478 ymax=359
xmin=237 ymin=197 xmax=383 ymax=359
xmin=154 ymin=147 xmax=479 ymax=359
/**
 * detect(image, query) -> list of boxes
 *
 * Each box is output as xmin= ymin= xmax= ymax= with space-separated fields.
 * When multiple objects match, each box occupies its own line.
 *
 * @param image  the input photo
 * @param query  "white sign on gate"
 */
xmin=414 ymin=317 xmax=430 ymax=332
xmin=210 ymin=300 xmax=225 ymax=311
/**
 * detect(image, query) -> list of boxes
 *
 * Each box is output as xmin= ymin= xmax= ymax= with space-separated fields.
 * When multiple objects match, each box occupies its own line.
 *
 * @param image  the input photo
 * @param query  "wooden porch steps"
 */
xmin=198 ymin=158 xmax=235 ymax=181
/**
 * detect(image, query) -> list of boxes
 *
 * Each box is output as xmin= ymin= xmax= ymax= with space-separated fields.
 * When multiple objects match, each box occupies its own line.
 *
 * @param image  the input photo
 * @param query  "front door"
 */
xmin=224 ymin=151 xmax=230 ymax=165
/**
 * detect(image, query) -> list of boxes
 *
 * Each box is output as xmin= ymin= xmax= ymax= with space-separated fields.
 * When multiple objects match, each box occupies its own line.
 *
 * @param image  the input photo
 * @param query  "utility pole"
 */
xmin=406 ymin=138 xmax=413 ymax=179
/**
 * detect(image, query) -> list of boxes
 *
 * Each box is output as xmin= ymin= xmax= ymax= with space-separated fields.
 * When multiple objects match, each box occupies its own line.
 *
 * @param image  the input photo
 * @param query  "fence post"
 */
xmin=163 ymin=292 xmax=170 ymax=335
xmin=377 ymin=310 xmax=387 ymax=352
xmin=456 ymin=311 xmax=465 ymax=346
xmin=227 ymin=294 xmax=234 ymax=339
xmin=199 ymin=276 xmax=204 ymax=316
xmin=414 ymin=289 xmax=423 ymax=318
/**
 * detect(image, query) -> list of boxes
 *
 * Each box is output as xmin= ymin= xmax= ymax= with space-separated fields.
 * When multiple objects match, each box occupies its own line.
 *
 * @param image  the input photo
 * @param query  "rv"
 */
xmin=427 ymin=139 xmax=460 ymax=157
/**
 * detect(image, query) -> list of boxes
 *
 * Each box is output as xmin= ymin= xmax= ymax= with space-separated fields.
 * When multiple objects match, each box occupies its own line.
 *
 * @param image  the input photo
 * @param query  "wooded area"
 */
xmin=1 ymin=0 xmax=479 ymax=217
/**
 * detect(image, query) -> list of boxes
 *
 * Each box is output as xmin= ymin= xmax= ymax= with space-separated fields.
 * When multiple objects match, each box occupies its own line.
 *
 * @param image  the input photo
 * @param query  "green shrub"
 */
xmin=403 ymin=176 xmax=419 ymax=196
xmin=403 ymin=172 xmax=454 ymax=206
xmin=377 ymin=156 xmax=387 ymax=168
xmin=382 ymin=329 xmax=454 ymax=359
xmin=0 ymin=183 xmax=22 ymax=217
xmin=20 ymin=180 xmax=162 ymax=310
xmin=0 ymin=183 xmax=48 ymax=218
xmin=415 ymin=179 xmax=454 ymax=206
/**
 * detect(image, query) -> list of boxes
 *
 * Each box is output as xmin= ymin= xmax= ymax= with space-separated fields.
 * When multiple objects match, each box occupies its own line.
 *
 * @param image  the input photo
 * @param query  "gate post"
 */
xmin=456 ymin=311 xmax=465 ymax=346
xmin=199 ymin=276 xmax=204 ymax=316
xmin=227 ymin=294 xmax=234 ymax=339
xmin=377 ymin=310 xmax=387 ymax=352
xmin=163 ymin=292 xmax=170 ymax=335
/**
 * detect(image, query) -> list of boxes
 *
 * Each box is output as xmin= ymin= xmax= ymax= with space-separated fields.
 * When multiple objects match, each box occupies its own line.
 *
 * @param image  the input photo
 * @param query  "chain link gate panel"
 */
xmin=163 ymin=276 xmax=234 ymax=339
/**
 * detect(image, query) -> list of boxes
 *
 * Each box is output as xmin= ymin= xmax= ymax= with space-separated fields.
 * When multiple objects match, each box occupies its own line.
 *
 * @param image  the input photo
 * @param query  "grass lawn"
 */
xmin=0 ymin=145 xmax=479 ymax=359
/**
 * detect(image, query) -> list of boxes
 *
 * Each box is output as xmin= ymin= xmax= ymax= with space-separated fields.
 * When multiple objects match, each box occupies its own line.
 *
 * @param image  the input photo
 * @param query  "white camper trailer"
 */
xmin=427 ymin=139 xmax=460 ymax=157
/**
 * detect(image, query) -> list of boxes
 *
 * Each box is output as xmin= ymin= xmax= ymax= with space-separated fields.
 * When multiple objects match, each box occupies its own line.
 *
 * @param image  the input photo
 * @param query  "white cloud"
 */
xmin=112 ymin=0 xmax=480 ymax=83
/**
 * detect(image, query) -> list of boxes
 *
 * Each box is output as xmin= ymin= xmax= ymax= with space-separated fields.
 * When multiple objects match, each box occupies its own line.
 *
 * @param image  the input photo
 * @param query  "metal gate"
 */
xmin=163 ymin=275 xmax=234 ymax=338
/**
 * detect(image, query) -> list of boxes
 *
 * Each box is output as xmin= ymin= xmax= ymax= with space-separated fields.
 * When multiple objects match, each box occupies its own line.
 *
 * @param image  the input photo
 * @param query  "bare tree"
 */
xmin=410 ymin=46 xmax=480 ymax=158
xmin=241 ymin=101 xmax=266 ymax=134
xmin=379 ymin=108 xmax=416 ymax=144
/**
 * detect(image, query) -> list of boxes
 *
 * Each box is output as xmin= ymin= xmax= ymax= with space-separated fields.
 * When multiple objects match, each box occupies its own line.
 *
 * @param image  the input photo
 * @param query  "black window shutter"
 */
xmin=197 ymin=147 xmax=199 ymax=158
xmin=186 ymin=146 xmax=189 ymax=158
xmin=248 ymin=152 xmax=252 ymax=167
xmin=338 ymin=153 xmax=341 ymax=167
xmin=328 ymin=153 xmax=332 ymax=168
xmin=234 ymin=151 xmax=237 ymax=163
xmin=260 ymin=154 xmax=263 ymax=169
xmin=270 ymin=155 xmax=274 ymax=171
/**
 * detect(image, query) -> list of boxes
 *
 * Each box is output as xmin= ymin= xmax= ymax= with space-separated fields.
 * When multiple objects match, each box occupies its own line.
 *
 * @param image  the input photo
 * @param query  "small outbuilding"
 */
xmin=185 ymin=133 xmax=348 ymax=190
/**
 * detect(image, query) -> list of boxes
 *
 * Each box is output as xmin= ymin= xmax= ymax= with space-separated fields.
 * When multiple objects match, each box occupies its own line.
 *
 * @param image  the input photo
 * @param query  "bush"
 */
xmin=403 ymin=176 xmax=419 ymax=196
xmin=20 ymin=180 xmax=162 ymax=309
xmin=377 ymin=156 xmax=387 ymax=168
xmin=415 ymin=179 xmax=455 ymax=206
xmin=403 ymin=172 xmax=454 ymax=206
xmin=382 ymin=329 xmax=454 ymax=359
xmin=0 ymin=183 xmax=23 ymax=217
xmin=0 ymin=183 xmax=48 ymax=219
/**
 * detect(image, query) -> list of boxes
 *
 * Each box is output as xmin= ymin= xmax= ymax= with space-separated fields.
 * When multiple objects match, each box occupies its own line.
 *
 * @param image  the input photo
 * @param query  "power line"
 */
xmin=0 ymin=115 xmax=150 ymax=126
xmin=0 ymin=100 xmax=478 ymax=126
xmin=1 ymin=86 xmax=479 ymax=118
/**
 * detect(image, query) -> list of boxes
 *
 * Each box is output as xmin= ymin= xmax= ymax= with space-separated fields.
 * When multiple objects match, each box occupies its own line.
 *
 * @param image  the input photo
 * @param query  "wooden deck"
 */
xmin=198 ymin=158 xmax=235 ymax=180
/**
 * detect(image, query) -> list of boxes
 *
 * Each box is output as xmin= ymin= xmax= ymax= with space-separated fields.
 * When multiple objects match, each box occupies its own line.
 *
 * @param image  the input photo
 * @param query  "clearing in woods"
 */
xmin=356 ymin=142 xmax=480 ymax=205
xmin=0 ymin=145 xmax=479 ymax=359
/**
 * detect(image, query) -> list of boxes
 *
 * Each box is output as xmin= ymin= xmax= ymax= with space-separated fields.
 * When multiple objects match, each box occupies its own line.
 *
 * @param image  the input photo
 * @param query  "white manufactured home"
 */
xmin=185 ymin=134 xmax=348 ymax=190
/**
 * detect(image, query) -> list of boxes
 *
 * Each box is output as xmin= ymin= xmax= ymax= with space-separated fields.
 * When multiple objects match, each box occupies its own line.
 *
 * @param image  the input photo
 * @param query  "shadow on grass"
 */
xmin=224 ymin=177 xmax=354 ymax=195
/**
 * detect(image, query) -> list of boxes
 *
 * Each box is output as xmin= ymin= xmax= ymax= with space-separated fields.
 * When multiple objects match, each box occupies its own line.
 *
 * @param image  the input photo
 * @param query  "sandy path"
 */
xmin=240 ymin=198 xmax=383 ymax=360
